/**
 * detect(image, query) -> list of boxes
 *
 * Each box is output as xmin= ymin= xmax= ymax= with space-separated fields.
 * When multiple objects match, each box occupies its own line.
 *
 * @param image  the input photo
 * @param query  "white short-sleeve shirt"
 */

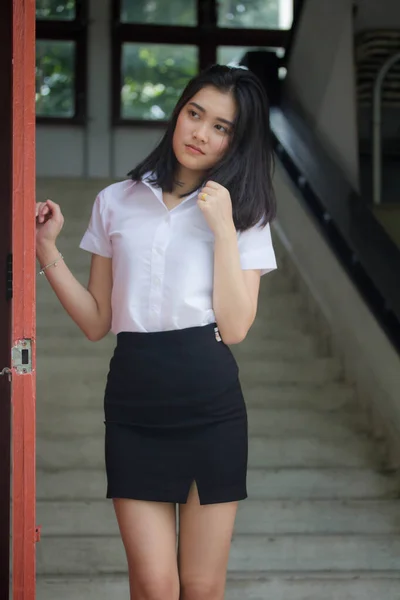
xmin=79 ymin=174 xmax=277 ymax=334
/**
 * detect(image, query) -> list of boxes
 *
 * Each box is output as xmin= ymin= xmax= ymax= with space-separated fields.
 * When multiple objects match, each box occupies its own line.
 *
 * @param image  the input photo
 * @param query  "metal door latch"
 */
xmin=0 ymin=339 xmax=32 ymax=381
xmin=12 ymin=339 xmax=32 ymax=374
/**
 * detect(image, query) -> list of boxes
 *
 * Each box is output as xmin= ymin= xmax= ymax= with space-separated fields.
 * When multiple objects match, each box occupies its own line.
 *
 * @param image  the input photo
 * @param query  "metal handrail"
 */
xmin=372 ymin=51 xmax=400 ymax=205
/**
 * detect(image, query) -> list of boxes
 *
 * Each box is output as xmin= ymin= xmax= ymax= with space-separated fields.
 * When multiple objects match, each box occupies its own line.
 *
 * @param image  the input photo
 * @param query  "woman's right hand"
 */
xmin=36 ymin=199 xmax=65 ymax=249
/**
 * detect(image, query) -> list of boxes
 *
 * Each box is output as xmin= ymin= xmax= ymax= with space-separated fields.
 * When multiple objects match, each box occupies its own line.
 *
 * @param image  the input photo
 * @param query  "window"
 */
xmin=121 ymin=44 xmax=198 ymax=120
xmin=36 ymin=0 xmax=88 ymax=123
xmin=112 ymin=0 xmax=294 ymax=125
xmin=120 ymin=0 xmax=197 ymax=26
xmin=217 ymin=0 xmax=293 ymax=30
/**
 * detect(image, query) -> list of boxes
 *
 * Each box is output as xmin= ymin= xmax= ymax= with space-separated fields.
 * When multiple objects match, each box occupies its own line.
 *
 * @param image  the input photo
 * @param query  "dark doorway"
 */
xmin=0 ymin=1 xmax=13 ymax=598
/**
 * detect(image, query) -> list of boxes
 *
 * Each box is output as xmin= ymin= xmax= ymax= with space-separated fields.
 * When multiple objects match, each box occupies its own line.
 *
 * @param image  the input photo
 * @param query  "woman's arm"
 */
xmin=37 ymin=200 xmax=112 ymax=342
xmin=213 ymin=226 xmax=260 ymax=345
xmin=37 ymin=244 xmax=112 ymax=341
xmin=197 ymin=180 xmax=264 ymax=345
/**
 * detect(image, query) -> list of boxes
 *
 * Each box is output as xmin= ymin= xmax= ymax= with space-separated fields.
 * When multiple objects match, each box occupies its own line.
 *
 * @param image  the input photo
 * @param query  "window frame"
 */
xmin=112 ymin=0 xmax=293 ymax=127
xmin=36 ymin=0 xmax=88 ymax=125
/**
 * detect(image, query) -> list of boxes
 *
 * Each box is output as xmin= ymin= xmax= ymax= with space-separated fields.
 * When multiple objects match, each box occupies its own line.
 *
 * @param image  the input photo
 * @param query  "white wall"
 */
xmin=36 ymin=0 xmax=166 ymax=179
xmin=286 ymin=0 xmax=360 ymax=190
xmin=37 ymin=127 xmax=85 ymax=177
xmin=274 ymin=160 xmax=400 ymax=467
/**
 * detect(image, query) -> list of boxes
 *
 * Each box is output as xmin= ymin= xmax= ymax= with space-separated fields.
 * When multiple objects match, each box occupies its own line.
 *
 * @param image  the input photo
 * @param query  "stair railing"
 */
xmin=372 ymin=51 xmax=400 ymax=205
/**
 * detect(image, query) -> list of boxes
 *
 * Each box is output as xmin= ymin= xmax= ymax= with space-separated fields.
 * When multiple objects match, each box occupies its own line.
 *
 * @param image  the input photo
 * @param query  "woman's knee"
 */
xmin=179 ymin=578 xmax=225 ymax=600
xmin=129 ymin=571 xmax=180 ymax=600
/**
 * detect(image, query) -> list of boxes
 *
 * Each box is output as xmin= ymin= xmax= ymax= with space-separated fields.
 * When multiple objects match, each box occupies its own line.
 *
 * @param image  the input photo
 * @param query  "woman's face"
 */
xmin=172 ymin=85 xmax=236 ymax=174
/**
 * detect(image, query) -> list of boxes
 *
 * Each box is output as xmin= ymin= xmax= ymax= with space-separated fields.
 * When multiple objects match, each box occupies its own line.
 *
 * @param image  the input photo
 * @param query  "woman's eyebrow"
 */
xmin=188 ymin=102 xmax=234 ymax=127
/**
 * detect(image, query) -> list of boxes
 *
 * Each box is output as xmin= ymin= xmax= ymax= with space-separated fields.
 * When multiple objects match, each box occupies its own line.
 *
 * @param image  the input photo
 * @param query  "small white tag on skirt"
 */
xmin=214 ymin=326 xmax=222 ymax=342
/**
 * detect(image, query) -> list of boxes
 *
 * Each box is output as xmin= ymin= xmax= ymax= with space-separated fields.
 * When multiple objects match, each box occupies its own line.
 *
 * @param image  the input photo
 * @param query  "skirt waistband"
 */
xmin=116 ymin=323 xmax=220 ymax=348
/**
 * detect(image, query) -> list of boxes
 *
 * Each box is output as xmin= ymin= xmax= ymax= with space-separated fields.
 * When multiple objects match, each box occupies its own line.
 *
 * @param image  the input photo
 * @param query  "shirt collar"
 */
xmin=140 ymin=170 xmax=200 ymax=206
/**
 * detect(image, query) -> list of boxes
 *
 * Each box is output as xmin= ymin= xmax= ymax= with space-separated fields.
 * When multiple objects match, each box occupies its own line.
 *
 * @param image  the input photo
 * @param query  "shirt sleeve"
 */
xmin=79 ymin=190 xmax=112 ymax=258
xmin=238 ymin=221 xmax=277 ymax=276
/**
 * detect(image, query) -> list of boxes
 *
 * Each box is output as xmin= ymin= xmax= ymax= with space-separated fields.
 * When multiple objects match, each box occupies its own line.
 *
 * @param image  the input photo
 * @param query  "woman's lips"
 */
xmin=185 ymin=144 xmax=205 ymax=155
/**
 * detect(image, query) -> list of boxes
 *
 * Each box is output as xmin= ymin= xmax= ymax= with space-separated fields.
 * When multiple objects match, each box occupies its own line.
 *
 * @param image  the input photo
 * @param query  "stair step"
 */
xmin=35 ymin=355 xmax=343 ymax=386
xmin=35 ymin=574 xmax=400 ymax=600
xmin=36 ymin=436 xmax=379 ymax=470
xmin=36 ymin=499 xmax=400 ymax=536
xmin=243 ymin=383 xmax=356 ymax=410
xmin=36 ymin=177 xmax=115 ymax=196
xmin=234 ymin=337 xmax=318 ymax=358
xmin=229 ymin=535 xmax=400 ymax=572
xmin=36 ymin=333 xmax=116 ymax=357
xmin=36 ymin=407 xmax=367 ymax=439
xmin=239 ymin=358 xmax=342 ymax=384
xmin=36 ymin=467 xmax=400 ymax=501
xmin=247 ymin=468 xmax=400 ymax=500
xmin=248 ymin=408 xmax=366 ymax=437
xmin=36 ymin=534 xmax=400 ymax=575
xmin=248 ymin=437 xmax=377 ymax=468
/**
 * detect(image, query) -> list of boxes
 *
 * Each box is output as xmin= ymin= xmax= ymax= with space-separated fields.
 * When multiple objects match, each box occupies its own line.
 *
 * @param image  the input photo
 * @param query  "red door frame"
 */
xmin=11 ymin=0 xmax=37 ymax=598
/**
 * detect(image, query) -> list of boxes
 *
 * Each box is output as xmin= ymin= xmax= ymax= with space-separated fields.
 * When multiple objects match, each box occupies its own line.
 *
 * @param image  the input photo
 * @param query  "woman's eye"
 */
xmin=215 ymin=124 xmax=229 ymax=134
xmin=189 ymin=110 xmax=199 ymax=118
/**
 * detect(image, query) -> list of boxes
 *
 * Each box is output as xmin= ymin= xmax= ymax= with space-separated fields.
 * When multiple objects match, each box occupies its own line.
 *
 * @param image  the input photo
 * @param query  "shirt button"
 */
xmin=154 ymin=276 xmax=161 ymax=286
xmin=156 ymin=247 xmax=164 ymax=256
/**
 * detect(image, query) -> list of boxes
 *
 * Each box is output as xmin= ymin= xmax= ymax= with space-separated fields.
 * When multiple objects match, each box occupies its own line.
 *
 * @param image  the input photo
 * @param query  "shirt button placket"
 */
xmin=149 ymin=216 xmax=170 ymax=329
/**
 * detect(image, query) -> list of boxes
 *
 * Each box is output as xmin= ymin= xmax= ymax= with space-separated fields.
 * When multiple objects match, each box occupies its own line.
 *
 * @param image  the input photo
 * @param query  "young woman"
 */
xmin=36 ymin=64 xmax=277 ymax=600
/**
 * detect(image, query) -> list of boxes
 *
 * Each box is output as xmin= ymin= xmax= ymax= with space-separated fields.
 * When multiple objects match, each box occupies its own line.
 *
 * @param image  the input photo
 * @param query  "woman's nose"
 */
xmin=193 ymin=124 xmax=208 ymax=143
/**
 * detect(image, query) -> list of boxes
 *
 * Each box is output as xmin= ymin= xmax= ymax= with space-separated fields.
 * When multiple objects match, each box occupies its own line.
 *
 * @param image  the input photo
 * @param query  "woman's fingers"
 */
xmin=36 ymin=203 xmax=46 ymax=222
xmin=40 ymin=204 xmax=50 ymax=221
xmin=45 ymin=199 xmax=63 ymax=220
xmin=36 ymin=198 xmax=64 ymax=240
xmin=36 ymin=200 xmax=55 ymax=224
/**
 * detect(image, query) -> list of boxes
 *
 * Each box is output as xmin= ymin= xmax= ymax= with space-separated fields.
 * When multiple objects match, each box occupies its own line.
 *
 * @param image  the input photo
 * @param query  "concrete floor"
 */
xmin=34 ymin=179 xmax=400 ymax=599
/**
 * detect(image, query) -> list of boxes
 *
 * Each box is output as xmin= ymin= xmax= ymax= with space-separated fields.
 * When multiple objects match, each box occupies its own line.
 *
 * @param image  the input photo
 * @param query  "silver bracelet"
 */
xmin=39 ymin=253 xmax=64 ymax=275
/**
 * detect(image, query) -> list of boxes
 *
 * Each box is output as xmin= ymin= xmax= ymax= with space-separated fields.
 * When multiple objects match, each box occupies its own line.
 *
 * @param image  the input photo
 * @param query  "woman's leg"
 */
xmin=113 ymin=498 xmax=180 ymax=600
xmin=177 ymin=482 xmax=238 ymax=600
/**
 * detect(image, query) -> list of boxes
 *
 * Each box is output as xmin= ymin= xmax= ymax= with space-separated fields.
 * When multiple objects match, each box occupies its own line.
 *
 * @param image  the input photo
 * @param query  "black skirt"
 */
xmin=104 ymin=323 xmax=248 ymax=505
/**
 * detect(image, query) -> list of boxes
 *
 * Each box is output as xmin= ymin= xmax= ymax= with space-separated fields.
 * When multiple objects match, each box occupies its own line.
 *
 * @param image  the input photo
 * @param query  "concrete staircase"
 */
xmin=35 ymin=179 xmax=400 ymax=599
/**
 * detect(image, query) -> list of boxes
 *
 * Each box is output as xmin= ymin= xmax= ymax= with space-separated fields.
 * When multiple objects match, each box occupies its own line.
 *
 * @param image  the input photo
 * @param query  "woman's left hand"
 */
xmin=197 ymin=181 xmax=235 ymax=237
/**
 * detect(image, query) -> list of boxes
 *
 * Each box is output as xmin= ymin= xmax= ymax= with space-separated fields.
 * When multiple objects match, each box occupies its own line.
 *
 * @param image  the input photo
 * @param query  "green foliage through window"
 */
xmin=36 ymin=0 xmax=75 ymax=20
xmin=36 ymin=40 xmax=75 ymax=118
xmin=218 ymin=0 xmax=293 ymax=30
xmin=121 ymin=0 xmax=196 ymax=26
xmin=121 ymin=44 xmax=198 ymax=120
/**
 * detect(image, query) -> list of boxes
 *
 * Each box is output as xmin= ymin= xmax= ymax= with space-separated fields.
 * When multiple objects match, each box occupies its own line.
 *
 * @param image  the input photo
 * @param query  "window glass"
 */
xmin=218 ymin=46 xmax=287 ymax=80
xmin=121 ymin=44 xmax=198 ymax=120
xmin=36 ymin=0 xmax=76 ymax=20
xmin=218 ymin=45 xmax=283 ymax=66
xmin=121 ymin=0 xmax=197 ymax=26
xmin=36 ymin=40 xmax=75 ymax=118
xmin=217 ymin=0 xmax=293 ymax=30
